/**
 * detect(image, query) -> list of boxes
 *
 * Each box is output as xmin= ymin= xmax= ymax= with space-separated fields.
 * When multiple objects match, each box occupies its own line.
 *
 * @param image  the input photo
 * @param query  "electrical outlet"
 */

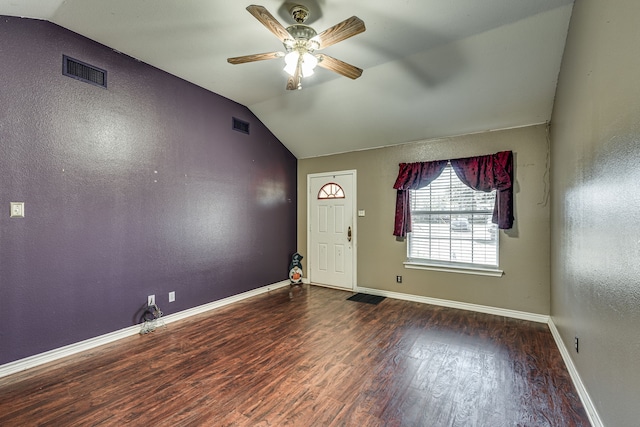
xmin=574 ymin=336 xmax=579 ymax=353
xmin=148 ymin=295 xmax=155 ymax=306
xmin=169 ymin=291 xmax=175 ymax=302
xmin=396 ymin=275 xmax=402 ymax=283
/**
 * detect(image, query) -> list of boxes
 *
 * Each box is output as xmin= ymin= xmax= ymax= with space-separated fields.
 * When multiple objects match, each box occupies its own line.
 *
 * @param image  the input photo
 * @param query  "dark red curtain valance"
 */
xmin=393 ymin=151 xmax=514 ymax=237
xmin=392 ymin=160 xmax=448 ymax=237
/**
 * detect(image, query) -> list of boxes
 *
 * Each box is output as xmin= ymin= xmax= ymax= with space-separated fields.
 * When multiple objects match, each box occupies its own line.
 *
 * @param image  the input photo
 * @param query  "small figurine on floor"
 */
xmin=289 ymin=252 xmax=304 ymax=290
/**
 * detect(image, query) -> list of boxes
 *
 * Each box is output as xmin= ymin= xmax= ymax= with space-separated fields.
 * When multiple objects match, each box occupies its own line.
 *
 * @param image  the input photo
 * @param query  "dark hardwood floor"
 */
xmin=0 ymin=285 xmax=590 ymax=426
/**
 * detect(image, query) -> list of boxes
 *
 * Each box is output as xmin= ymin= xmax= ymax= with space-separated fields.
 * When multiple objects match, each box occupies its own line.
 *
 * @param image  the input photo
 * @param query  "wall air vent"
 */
xmin=63 ymin=55 xmax=107 ymax=89
xmin=232 ymin=117 xmax=250 ymax=135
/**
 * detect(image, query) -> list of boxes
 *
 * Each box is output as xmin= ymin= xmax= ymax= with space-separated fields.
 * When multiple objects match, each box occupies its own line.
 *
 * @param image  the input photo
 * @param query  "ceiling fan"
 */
xmin=227 ymin=4 xmax=366 ymax=90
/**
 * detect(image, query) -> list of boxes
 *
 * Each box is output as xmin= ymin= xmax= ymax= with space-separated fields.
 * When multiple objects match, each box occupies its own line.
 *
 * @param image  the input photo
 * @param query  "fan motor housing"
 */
xmin=284 ymin=24 xmax=319 ymax=51
xmin=286 ymin=24 xmax=317 ymax=41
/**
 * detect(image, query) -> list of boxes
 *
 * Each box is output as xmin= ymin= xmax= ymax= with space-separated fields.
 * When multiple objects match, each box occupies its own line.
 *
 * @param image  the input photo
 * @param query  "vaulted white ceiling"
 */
xmin=0 ymin=0 xmax=574 ymax=158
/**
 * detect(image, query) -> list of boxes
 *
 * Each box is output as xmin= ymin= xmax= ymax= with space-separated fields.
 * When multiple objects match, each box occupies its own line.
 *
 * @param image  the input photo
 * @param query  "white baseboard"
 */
xmin=354 ymin=286 xmax=550 ymax=323
xmin=159 ymin=280 xmax=290 ymax=326
xmin=548 ymin=319 xmax=603 ymax=427
xmin=0 ymin=280 xmax=290 ymax=380
xmin=0 ymin=324 xmax=142 ymax=381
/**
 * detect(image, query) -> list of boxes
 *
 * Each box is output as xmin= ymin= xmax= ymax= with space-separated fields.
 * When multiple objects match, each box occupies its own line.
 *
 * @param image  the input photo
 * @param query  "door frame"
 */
xmin=307 ymin=170 xmax=357 ymax=290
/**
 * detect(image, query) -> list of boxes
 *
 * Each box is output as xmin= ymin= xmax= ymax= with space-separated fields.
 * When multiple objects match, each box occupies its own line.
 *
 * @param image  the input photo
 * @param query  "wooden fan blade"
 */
xmin=246 ymin=5 xmax=292 ymax=43
xmin=286 ymin=60 xmax=302 ymax=90
xmin=316 ymin=16 xmax=365 ymax=49
xmin=227 ymin=51 xmax=284 ymax=65
xmin=316 ymin=54 xmax=363 ymax=80
xmin=286 ymin=76 xmax=298 ymax=90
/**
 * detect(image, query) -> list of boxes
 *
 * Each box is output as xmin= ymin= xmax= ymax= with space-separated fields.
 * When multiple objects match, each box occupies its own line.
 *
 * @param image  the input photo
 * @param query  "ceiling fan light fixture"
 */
xmin=283 ymin=51 xmax=298 ymax=75
xmin=284 ymin=51 xmax=317 ymax=77
xmin=301 ymin=52 xmax=318 ymax=76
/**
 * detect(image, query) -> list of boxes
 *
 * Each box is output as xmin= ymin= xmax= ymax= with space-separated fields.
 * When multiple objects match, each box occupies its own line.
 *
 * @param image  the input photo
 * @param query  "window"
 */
xmin=318 ymin=183 xmax=345 ymax=199
xmin=407 ymin=163 xmax=498 ymax=269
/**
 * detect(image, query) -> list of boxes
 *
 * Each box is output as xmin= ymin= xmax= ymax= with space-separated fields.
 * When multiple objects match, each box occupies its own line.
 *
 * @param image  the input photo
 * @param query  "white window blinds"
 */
xmin=408 ymin=163 xmax=498 ymax=267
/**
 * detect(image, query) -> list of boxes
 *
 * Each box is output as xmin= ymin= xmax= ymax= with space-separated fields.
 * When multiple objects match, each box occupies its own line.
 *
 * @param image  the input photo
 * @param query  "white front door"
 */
xmin=308 ymin=171 xmax=356 ymax=290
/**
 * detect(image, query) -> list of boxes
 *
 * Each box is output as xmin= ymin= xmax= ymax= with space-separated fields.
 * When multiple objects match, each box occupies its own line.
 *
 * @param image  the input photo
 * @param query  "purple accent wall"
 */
xmin=0 ymin=17 xmax=297 ymax=365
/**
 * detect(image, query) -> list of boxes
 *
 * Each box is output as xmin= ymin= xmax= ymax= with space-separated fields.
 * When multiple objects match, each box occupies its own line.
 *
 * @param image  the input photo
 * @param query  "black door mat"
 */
xmin=347 ymin=293 xmax=386 ymax=305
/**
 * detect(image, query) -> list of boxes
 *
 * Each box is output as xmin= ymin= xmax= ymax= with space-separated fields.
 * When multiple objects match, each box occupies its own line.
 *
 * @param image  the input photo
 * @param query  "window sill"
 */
xmin=403 ymin=261 xmax=504 ymax=277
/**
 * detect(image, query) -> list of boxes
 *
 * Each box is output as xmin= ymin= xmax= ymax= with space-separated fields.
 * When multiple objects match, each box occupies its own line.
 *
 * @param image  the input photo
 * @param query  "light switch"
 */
xmin=10 ymin=202 xmax=24 ymax=218
xmin=358 ymin=209 xmax=365 ymax=217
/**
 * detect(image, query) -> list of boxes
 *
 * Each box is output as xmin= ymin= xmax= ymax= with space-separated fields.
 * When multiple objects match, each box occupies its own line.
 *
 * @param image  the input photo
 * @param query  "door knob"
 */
xmin=347 ymin=226 xmax=352 ymax=242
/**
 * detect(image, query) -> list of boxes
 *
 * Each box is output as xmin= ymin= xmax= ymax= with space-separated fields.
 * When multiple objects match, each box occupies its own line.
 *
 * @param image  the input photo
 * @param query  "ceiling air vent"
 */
xmin=63 ymin=55 xmax=107 ymax=89
xmin=232 ymin=117 xmax=250 ymax=135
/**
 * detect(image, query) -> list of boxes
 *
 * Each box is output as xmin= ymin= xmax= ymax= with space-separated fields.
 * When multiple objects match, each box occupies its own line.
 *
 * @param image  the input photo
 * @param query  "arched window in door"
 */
xmin=317 ymin=182 xmax=345 ymax=199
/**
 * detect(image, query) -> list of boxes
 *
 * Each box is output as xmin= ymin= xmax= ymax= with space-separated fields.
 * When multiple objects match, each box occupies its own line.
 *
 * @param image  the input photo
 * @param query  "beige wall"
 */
xmin=298 ymin=124 xmax=551 ymax=314
xmin=550 ymin=0 xmax=640 ymax=425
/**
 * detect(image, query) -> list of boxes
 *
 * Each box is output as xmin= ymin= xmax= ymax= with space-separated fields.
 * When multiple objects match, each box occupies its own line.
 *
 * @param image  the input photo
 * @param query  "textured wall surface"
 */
xmin=299 ymin=125 xmax=551 ymax=315
xmin=550 ymin=0 xmax=640 ymax=425
xmin=0 ymin=17 xmax=297 ymax=365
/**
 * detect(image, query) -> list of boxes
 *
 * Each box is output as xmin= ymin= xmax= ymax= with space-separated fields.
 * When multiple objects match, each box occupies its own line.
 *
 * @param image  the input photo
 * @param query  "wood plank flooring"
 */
xmin=0 ymin=285 xmax=590 ymax=426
